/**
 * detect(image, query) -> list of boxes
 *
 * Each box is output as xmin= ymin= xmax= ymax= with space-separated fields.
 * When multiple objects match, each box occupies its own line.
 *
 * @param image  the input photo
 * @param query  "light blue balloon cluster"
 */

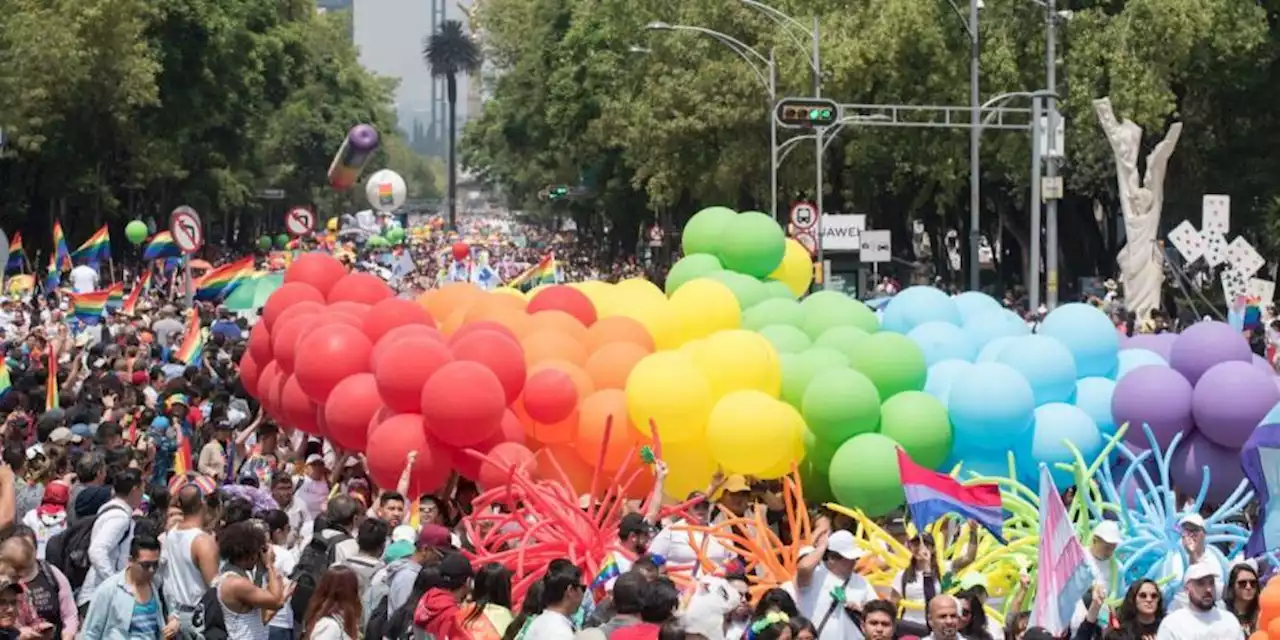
xmin=880 ymin=287 xmax=1122 ymax=487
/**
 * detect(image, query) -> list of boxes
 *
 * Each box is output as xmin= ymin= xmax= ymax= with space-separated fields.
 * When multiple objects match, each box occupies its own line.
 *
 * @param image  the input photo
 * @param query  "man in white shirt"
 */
xmin=1168 ymin=514 xmax=1224 ymax=612
xmin=923 ymin=595 xmax=965 ymax=640
xmin=76 ymin=469 xmax=142 ymax=609
xmin=1156 ymin=563 xmax=1244 ymax=640
xmin=796 ymin=529 xmax=878 ymax=640
xmin=1070 ymin=520 xmax=1122 ymax=631
xmin=524 ymin=564 xmax=584 ymax=640
xmin=69 ymin=261 xmax=99 ymax=293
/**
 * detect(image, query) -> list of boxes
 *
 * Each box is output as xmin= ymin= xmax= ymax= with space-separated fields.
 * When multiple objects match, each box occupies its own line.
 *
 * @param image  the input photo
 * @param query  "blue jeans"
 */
xmin=268 ymin=627 xmax=294 ymax=640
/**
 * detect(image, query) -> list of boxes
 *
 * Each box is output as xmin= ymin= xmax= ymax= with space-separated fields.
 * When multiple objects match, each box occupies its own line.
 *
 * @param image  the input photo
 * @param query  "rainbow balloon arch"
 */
xmin=239 ymin=204 xmax=1280 ymax=615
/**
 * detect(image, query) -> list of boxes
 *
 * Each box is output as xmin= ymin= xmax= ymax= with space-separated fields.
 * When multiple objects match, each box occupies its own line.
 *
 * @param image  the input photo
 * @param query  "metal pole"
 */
xmin=967 ymin=0 xmax=981 ymax=291
xmin=769 ymin=51 xmax=779 ymax=220
xmin=1029 ymin=96 xmax=1043 ymax=313
xmin=812 ymin=16 xmax=821 ymax=97
xmin=183 ymin=255 xmax=194 ymax=307
xmin=816 ymin=125 xmax=825 ymax=282
xmin=1044 ymin=0 xmax=1060 ymax=308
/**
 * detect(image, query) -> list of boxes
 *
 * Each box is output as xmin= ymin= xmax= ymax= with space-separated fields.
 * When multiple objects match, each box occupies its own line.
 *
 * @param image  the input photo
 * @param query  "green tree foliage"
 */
xmin=0 ymin=0 xmax=438 ymax=251
xmin=464 ymin=0 xmax=1275 ymax=284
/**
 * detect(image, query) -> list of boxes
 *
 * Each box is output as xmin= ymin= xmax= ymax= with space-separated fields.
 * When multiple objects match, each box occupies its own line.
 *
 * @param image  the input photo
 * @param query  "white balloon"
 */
xmin=364 ymin=169 xmax=407 ymax=212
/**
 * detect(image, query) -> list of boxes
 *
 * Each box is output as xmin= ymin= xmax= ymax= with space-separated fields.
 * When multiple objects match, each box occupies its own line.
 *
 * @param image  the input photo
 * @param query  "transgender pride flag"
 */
xmin=1029 ymin=465 xmax=1097 ymax=635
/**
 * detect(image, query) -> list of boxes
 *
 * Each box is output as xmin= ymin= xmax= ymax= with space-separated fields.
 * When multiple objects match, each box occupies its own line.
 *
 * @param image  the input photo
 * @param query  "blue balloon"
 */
xmin=994 ymin=335 xmax=1078 ymax=405
xmin=1022 ymin=403 xmax=1103 ymax=488
xmin=977 ymin=336 xmax=1015 ymax=362
xmin=963 ymin=308 xmax=1031 ymax=350
xmin=881 ymin=286 xmax=962 ymax=335
xmin=948 ymin=362 xmax=1036 ymax=452
xmin=908 ymin=321 xmax=977 ymax=366
xmin=1115 ymin=349 xmax=1168 ymax=380
xmin=1258 ymin=400 xmax=1280 ymax=427
xmin=953 ymin=291 xmax=1004 ymax=324
xmin=924 ymin=359 xmax=973 ymax=405
xmin=941 ymin=450 xmax=1013 ymax=479
xmin=1038 ymin=302 xmax=1121 ymax=378
xmin=1074 ymin=376 xmax=1117 ymax=436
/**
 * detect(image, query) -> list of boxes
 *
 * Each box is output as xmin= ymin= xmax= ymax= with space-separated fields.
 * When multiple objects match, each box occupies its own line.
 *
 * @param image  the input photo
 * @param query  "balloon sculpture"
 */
xmin=327 ymin=124 xmax=380 ymax=190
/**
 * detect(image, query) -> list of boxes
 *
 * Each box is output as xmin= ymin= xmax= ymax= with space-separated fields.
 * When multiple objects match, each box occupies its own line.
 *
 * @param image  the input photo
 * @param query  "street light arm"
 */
xmin=738 ymin=0 xmax=816 ymax=70
xmin=942 ymin=0 xmax=977 ymax=41
xmin=660 ymin=24 xmax=772 ymax=90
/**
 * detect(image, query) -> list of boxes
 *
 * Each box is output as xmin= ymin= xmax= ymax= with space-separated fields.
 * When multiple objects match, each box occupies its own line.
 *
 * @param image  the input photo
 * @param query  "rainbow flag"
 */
xmin=589 ymin=554 xmax=621 ymax=600
xmin=43 ymin=253 xmax=60 ymax=293
xmin=45 ymin=345 xmax=57 ymax=411
xmin=69 ymin=289 xmax=110 ymax=324
xmin=52 ymin=222 xmax=71 ymax=271
xmin=143 ymin=231 xmax=181 ymax=260
xmin=72 ymin=225 xmax=111 ymax=265
xmin=122 ymin=271 xmax=150 ymax=315
xmin=5 ymin=275 xmax=33 ymax=297
xmin=105 ymin=282 xmax=125 ymax=309
xmin=175 ymin=312 xmax=205 ymax=365
xmin=6 ymin=233 xmax=24 ymax=273
xmin=0 ymin=361 xmax=11 ymax=400
xmin=194 ymin=256 xmax=255 ymax=302
xmin=506 ymin=252 xmax=557 ymax=291
xmin=173 ymin=430 xmax=193 ymax=477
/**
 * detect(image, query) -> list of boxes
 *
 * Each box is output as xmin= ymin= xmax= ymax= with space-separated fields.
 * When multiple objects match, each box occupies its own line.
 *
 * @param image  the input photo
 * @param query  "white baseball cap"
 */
xmin=1184 ymin=562 xmax=1218 ymax=584
xmin=827 ymin=530 xmax=866 ymax=561
xmin=1178 ymin=513 xmax=1207 ymax=530
xmin=391 ymin=525 xmax=417 ymax=544
xmin=1092 ymin=521 xmax=1122 ymax=544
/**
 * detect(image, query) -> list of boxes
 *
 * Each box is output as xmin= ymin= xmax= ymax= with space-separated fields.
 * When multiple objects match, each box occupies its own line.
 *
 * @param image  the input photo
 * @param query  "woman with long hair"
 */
xmin=461 ymin=563 xmax=515 ymax=639
xmin=1103 ymin=579 xmax=1164 ymax=640
xmin=888 ymin=535 xmax=945 ymax=629
xmin=303 ymin=566 xmax=363 ymax=640
xmin=1224 ymin=563 xmax=1260 ymax=635
xmin=957 ymin=589 xmax=996 ymax=640
xmin=502 ymin=580 xmax=545 ymax=640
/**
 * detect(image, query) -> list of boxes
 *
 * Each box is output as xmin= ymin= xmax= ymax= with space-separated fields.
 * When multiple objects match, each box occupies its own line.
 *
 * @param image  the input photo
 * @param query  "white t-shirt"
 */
xmin=796 ymin=564 xmax=878 ymax=640
xmin=647 ymin=521 xmax=733 ymax=572
xmin=891 ymin=562 xmax=951 ymax=625
xmin=1155 ymin=606 xmax=1244 ymax=640
xmin=523 ymin=610 xmax=576 ymax=640
xmin=295 ymin=476 xmax=330 ymax=519
xmin=70 ymin=265 xmax=99 ymax=293
xmin=268 ymin=544 xmax=298 ymax=631
xmin=1168 ymin=560 xmax=1225 ymax=613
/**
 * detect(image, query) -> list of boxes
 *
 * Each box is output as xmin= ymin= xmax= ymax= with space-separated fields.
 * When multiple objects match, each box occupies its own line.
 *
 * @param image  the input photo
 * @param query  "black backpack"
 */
xmin=289 ymin=530 xmax=351 ymax=636
xmin=45 ymin=503 xmax=131 ymax=590
xmin=364 ymin=591 xmax=392 ymax=640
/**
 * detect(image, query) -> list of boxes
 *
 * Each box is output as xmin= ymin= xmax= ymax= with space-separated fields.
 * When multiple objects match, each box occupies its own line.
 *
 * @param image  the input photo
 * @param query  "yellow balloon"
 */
xmin=491 ymin=287 xmax=527 ymax=301
xmin=690 ymin=330 xmax=782 ymax=398
xmin=705 ymin=391 xmax=801 ymax=475
xmin=574 ymin=281 xmax=617 ymax=317
xmin=768 ymin=238 xmax=814 ymax=298
xmin=668 ymin=278 xmax=741 ymax=345
xmin=615 ymin=298 xmax=681 ymax=350
xmin=662 ymin=438 xmax=719 ymax=499
xmin=757 ymin=418 xmax=806 ymax=479
xmin=615 ymin=278 xmax=666 ymax=307
xmin=325 ymin=217 xmax=339 ymax=232
xmin=625 ymin=351 xmax=713 ymax=444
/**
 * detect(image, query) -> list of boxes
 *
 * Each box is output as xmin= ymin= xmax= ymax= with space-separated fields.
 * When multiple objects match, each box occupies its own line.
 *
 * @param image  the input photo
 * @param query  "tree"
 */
xmin=423 ymin=19 xmax=481 ymax=231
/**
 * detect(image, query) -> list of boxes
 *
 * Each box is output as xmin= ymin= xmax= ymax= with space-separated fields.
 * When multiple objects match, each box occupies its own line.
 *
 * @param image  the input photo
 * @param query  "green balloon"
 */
xmin=802 ymin=367 xmax=882 ymax=443
xmin=274 ymin=233 xmax=290 ymax=249
xmin=799 ymin=463 xmax=836 ymax=506
xmin=758 ymin=324 xmax=812 ymax=354
xmin=386 ymin=227 xmax=406 ymax=243
xmin=779 ymin=348 xmax=849 ymax=407
xmin=829 ymin=433 xmax=905 ymax=516
xmin=743 ymin=298 xmax=804 ymax=331
xmin=681 ymin=206 xmax=736 ymax=256
xmin=367 ymin=236 xmax=389 ymax=248
xmin=665 ymin=254 xmax=723 ymax=295
xmin=803 ymin=428 xmax=842 ymax=475
xmin=848 ymin=332 xmax=928 ymax=401
xmin=257 ymin=236 xmax=272 ymax=251
xmin=706 ymin=271 xmax=769 ymax=310
xmin=719 ymin=211 xmax=786 ymax=278
xmin=879 ymin=391 xmax=953 ymax=470
xmin=759 ymin=279 xmax=796 ymax=301
xmin=125 ymin=220 xmax=148 ymax=245
xmin=799 ymin=290 xmax=880 ymax=339
xmin=814 ymin=326 xmax=872 ymax=362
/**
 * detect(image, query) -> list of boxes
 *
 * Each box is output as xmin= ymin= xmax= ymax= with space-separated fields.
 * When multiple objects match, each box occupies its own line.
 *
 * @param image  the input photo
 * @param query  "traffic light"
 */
xmin=547 ymin=185 xmax=570 ymax=200
xmin=775 ymin=98 xmax=840 ymax=128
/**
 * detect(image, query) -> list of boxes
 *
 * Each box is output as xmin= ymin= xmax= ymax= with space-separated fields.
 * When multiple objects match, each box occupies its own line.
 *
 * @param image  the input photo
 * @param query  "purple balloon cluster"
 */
xmin=1111 ymin=322 xmax=1279 ymax=503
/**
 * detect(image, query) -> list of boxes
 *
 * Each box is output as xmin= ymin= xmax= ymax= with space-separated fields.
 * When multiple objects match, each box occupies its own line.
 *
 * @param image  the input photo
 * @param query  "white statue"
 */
xmin=1093 ymin=97 xmax=1183 ymax=320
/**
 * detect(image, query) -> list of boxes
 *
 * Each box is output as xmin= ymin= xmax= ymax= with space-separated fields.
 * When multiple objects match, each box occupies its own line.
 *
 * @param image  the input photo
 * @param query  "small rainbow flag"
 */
xmin=69 ymin=289 xmax=110 ymax=324
xmin=6 ymin=233 xmax=24 ymax=273
xmin=143 ymin=231 xmax=181 ymax=261
xmin=506 ymin=252 xmax=557 ymax=291
xmin=175 ymin=312 xmax=205 ymax=366
xmin=105 ymin=282 xmax=125 ymax=309
xmin=52 ymin=222 xmax=71 ymax=271
xmin=194 ymin=256 xmax=255 ymax=302
xmin=589 ymin=555 xmax=621 ymax=600
xmin=43 ymin=253 xmax=60 ymax=293
xmin=378 ymin=181 xmax=395 ymax=206
xmin=72 ymin=225 xmax=111 ymax=265
xmin=0 ymin=361 xmax=11 ymax=400
xmin=122 ymin=271 xmax=151 ymax=315
xmin=45 ymin=344 xmax=57 ymax=411
xmin=173 ymin=430 xmax=193 ymax=477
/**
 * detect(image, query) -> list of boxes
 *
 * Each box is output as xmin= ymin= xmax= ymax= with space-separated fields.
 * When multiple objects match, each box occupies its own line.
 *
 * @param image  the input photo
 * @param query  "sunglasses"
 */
xmin=1237 ymin=580 xmax=1258 ymax=589
xmin=1137 ymin=591 xmax=1160 ymax=601
xmin=136 ymin=561 xmax=159 ymax=572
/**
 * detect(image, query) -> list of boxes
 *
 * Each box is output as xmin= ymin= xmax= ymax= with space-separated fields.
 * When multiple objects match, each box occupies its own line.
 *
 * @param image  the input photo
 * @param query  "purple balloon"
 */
xmin=1168 ymin=321 xmax=1252 ymax=386
xmin=1253 ymin=354 xmax=1277 ymax=377
xmin=1191 ymin=360 xmax=1279 ymax=448
xmin=1123 ymin=333 xmax=1177 ymax=362
xmin=1112 ymin=365 xmax=1194 ymax=450
xmin=1169 ymin=432 xmax=1245 ymax=505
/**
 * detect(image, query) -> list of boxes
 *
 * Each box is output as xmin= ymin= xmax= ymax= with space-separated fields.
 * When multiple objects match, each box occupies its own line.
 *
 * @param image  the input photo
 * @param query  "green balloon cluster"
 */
xmin=257 ymin=236 xmax=272 ymax=251
xmin=385 ymin=227 xmax=406 ymax=244
xmin=367 ymin=235 xmax=390 ymax=248
xmin=669 ymin=207 xmax=793 ymax=306
xmin=125 ymin=220 xmax=148 ymax=245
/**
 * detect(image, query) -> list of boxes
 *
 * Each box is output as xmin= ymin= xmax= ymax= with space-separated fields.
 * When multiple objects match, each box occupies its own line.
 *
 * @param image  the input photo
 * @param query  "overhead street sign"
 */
xmin=790 ymin=202 xmax=817 ymax=230
xmin=285 ymin=207 xmax=316 ymax=237
xmin=860 ymin=229 xmax=891 ymax=263
xmin=168 ymin=206 xmax=204 ymax=255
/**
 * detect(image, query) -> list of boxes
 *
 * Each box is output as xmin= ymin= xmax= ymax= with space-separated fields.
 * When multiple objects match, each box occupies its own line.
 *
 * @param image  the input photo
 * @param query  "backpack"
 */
xmin=45 ymin=503 xmax=131 ymax=590
xmin=288 ymin=530 xmax=351 ymax=636
xmin=363 ymin=589 xmax=392 ymax=640
xmin=191 ymin=571 xmax=237 ymax=640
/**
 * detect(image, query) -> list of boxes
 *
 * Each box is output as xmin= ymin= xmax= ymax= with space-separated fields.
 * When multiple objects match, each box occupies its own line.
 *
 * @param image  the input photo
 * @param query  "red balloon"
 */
xmin=527 ymin=285 xmax=598 ymax=327
xmin=238 ymin=354 xmax=261 ymax=396
xmin=274 ymin=301 xmax=326 ymax=334
xmin=315 ymin=405 xmax=332 ymax=441
xmin=257 ymin=361 xmax=282 ymax=413
xmin=294 ymin=324 xmax=373 ymax=404
xmin=375 ymin=337 xmax=454 ymax=413
xmin=479 ymin=442 xmax=535 ymax=489
xmin=327 ymin=302 xmax=372 ymax=323
xmin=247 ymin=323 xmax=274 ymax=366
xmin=271 ymin=314 xmax=318 ymax=375
xmin=420 ymin=361 xmax=505 ymax=447
xmin=450 ymin=409 xmax=528 ymax=481
xmin=299 ymin=312 xmax=363 ymax=342
xmin=371 ymin=325 xmax=444 ymax=369
xmin=279 ymin=375 xmax=320 ymax=434
xmin=262 ymin=283 xmax=325 ymax=330
xmin=450 ymin=330 xmax=526 ymax=404
xmin=366 ymin=414 xmax=451 ymax=497
xmin=451 ymin=242 xmax=470 ymax=261
xmin=363 ymin=298 xmax=436 ymax=345
xmin=523 ymin=368 xmax=579 ymax=424
xmin=324 ymin=373 xmax=383 ymax=451
xmin=450 ymin=321 xmax=519 ymax=347
xmin=327 ymin=273 xmax=393 ymax=305
xmin=284 ymin=253 xmax=348 ymax=298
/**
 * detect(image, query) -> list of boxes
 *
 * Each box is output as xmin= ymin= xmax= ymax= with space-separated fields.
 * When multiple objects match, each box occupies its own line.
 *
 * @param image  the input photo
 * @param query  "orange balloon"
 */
xmin=536 ymin=445 xmax=594 ymax=495
xmin=1262 ymin=584 xmax=1280 ymax=622
xmin=513 ymin=395 xmax=579 ymax=445
xmin=522 ymin=330 xmax=588 ymax=367
xmin=531 ymin=360 xmax=595 ymax=399
xmin=525 ymin=310 xmax=589 ymax=343
xmin=440 ymin=309 xmax=469 ymax=336
xmin=423 ymin=282 xmax=483 ymax=321
xmin=584 ymin=316 xmax=655 ymax=353
xmin=584 ymin=342 xmax=649 ymax=390
xmin=465 ymin=303 xmax=533 ymax=338
xmin=1269 ymin=618 xmax=1280 ymax=640
xmin=624 ymin=466 xmax=656 ymax=500
xmin=1249 ymin=632 xmax=1270 ymax=640
xmin=487 ymin=291 xmax=528 ymax=312
xmin=576 ymin=389 xmax=640 ymax=471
